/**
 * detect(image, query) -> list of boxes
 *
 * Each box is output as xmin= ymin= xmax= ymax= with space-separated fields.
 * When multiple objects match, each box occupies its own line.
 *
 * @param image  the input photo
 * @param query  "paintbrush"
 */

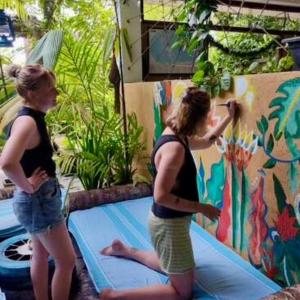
xmin=217 ymin=102 xmax=242 ymax=125
xmin=216 ymin=103 xmax=230 ymax=107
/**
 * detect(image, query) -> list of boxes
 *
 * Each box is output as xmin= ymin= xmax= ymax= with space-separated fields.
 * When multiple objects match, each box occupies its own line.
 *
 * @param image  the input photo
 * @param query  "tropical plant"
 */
xmin=173 ymin=4 xmax=296 ymax=96
xmin=0 ymin=0 xmax=31 ymax=20
xmin=58 ymin=107 xmax=146 ymax=190
xmin=0 ymin=29 xmax=64 ymax=133
xmin=113 ymin=113 xmax=146 ymax=185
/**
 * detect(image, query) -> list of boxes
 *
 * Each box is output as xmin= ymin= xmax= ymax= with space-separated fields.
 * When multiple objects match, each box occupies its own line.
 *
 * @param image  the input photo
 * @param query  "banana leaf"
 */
xmin=0 ymin=30 xmax=64 ymax=133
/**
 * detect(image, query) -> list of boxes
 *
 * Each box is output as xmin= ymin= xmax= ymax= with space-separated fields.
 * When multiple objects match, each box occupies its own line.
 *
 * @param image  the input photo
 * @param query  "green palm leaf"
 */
xmin=26 ymin=30 xmax=64 ymax=70
xmin=0 ymin=30 xmax=64 ymax=132
xmin=269 ymin=78 xmax=300 ymax=140
xmin=56 ymin=29 xmax=114 ymax=111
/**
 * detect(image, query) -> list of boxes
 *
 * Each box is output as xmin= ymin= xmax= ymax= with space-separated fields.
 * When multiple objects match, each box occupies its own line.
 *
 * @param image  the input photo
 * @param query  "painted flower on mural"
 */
xmin=216 ymin=122 xmax=259 ymax=170
xmin=172 ymin=81 xmax=189 ymax=104
xmin=275 ymin=207 xmax=299 ymax=242
xmin=267 ymin=174 xmax=300 ymax=286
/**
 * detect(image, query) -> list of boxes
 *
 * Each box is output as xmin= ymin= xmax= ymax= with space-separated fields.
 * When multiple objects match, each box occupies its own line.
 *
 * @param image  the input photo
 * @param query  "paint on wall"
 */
xmin=139 ymin=74 xmax=300 ymax=287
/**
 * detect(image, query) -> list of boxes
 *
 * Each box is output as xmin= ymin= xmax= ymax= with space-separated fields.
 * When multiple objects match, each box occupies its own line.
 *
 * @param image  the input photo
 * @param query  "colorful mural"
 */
xmin=147 ymin=75 xmax=300 ymax=288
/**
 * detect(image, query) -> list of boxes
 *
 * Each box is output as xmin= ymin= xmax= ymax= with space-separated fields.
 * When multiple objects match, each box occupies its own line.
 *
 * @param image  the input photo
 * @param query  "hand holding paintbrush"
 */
xmin=217 ymin=100 xmax=241 ymax=125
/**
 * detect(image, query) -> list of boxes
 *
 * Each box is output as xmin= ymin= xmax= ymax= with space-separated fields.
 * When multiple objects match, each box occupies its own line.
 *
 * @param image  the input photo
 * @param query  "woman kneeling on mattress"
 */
xmin=100 ymin=87 xmax=239 ymax=300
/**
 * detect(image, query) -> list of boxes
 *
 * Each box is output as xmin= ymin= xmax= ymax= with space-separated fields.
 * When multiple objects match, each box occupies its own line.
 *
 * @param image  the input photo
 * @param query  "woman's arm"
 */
xmin=153 ymin=141 xmax=219 ymax=220
xmin=188 ymin=115 xmax=232 ymax=150
xmin=188 ymin=100 xmax=238 ymax=150
xmin=0 ymin=116 xmax=47 ymax=193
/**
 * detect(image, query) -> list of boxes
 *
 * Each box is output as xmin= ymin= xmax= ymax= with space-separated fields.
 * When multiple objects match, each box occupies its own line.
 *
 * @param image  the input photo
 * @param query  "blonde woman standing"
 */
xmin=0 ymin=64 xmax=75 ymax=300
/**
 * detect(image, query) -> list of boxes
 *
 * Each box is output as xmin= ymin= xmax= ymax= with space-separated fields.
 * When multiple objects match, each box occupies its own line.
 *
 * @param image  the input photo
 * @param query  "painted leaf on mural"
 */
xmin=263 ymin=158 xmax=276 ymax=169
xmin=273 ymin=174 xmax=287 ymax=214
xmin=257 ymin=115 xmax=268 ymax=135
xmin=197 ymin=157 xmax=207 ymax=228
xmin=205 ymin=157 xmax=225 ymax=208
xmin=197 ymin=157 xmax=206 ymax=201
xmin=248 ymin=170 xmax=269 ymax=267
xmin=266 ymin=134 xmax=274 ymax=153
xmin=283 ymin=245 xmax=300 ymax=286
xmin=289 ymin=161 xmax=299 ymax=194
xmin=231 ymin=164 xmax=240 ymax=250
xmin=153 ymin=103 xmax=164 ymax=143
xmin=269 ymin=78 xmax=300 ymax=140
xmin=285 ymin=136 xmax=300 ymax=161
xmin=240 ymin=169 xmax=250 ymax=252
xmin=296 ymin=195 xmax=300 ymax=226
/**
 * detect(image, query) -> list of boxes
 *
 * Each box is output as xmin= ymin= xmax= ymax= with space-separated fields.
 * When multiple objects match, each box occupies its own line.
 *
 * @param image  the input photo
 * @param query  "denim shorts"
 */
xmin=13 ymin=178 xmax=64 ymax=234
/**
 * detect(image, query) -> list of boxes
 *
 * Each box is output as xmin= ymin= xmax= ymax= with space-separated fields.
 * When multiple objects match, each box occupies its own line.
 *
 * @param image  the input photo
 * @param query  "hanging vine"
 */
xmin=173 ymin=0 xmax=293 ymax=97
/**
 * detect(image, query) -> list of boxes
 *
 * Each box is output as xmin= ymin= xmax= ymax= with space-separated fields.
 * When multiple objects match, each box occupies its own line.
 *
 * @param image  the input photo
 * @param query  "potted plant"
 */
xmin=282 ymin=37 xmax=300 ymax=70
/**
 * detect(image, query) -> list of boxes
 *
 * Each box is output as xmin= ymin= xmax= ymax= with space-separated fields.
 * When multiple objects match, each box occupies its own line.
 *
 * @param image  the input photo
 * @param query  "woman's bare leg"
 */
xmin=101 ymin=239 xmax=161 ymax=272
xmin=37 ymin=222 xmax=76 ymax=300
xmin=99 ymin=270 xmax=194 ymax=300
xmin=31 ymin=236 xmax=50 ymax=300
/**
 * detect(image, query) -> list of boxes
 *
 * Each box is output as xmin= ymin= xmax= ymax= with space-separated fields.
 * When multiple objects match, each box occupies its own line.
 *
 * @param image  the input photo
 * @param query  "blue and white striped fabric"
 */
xmin=68 ymin=197 xmax=281 ymax=300
xmin=0 ymin=289 xmax=6 ymax=300
xmin=0 ymin=198 xmax=24 ymax=239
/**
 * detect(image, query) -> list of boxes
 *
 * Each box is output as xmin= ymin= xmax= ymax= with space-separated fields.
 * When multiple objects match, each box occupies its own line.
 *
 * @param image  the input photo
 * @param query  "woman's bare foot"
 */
xmin=99 ymin=288 xmax=118 ymax=300
xmin=100 ymin=239 xmax=130 ymax=257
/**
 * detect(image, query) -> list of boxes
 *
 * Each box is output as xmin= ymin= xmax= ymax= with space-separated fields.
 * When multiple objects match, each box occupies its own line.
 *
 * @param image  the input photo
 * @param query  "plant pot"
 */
xmin=282 ymin=37 xmax=300 ymax=70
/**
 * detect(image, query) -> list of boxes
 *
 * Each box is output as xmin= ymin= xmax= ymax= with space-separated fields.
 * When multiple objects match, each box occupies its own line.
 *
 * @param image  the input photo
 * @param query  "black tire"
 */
xmin=0 ymin=233 xmax=54 ymax=290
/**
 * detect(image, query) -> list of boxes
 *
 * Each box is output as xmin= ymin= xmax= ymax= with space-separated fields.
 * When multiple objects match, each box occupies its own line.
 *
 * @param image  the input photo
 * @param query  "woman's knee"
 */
xmin=32 ymin=249 xmax=49 ymax=264
xmin=54 ymin=251 xmax=76 ymax=270
xmin=170 ymin=271 xmax=193 ymax=300
xmin=177 ymin=289 xmax=192 ymax=300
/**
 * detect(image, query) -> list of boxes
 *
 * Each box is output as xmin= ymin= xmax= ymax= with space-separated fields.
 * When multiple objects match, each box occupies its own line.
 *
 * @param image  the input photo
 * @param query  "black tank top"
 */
xmin=151 ymin=134 xmax=199 ymax=218
xmin=8 ymin=106 xmax=56 ymax=178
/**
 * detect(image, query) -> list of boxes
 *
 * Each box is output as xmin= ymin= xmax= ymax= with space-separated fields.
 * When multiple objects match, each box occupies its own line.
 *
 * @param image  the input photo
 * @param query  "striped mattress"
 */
xmin=68 ymin=196 xmax=281 ymax=300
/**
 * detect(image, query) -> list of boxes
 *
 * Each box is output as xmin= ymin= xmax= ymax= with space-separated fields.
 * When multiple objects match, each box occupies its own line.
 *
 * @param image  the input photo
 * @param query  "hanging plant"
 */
xmin=173 ymin=0 xmax=231 ymax=97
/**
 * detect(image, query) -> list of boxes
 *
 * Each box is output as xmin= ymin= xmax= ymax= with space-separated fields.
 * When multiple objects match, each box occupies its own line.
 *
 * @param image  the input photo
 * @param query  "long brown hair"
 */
xmin=6 ymin=64 xmax=55 ymax=101
xmin=166 ymin=87 xmax=210 ymax=136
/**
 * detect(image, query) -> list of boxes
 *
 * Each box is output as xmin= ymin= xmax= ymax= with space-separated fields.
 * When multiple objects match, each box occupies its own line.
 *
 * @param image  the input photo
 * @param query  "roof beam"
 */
xmin=218 ymin=0 xmax=300 ymax=13
xmin=142 ymin=20 xmax=300 ymax=36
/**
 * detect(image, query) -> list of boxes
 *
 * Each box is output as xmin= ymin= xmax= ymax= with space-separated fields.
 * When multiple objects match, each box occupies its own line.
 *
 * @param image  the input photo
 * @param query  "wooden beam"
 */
xmin=142 ymin=20 xmax=300 ymax=36
xmin=211 ymin=24 xmax=300 ymax=36
xmin=218 ymin=0 xmax=300 ymax=13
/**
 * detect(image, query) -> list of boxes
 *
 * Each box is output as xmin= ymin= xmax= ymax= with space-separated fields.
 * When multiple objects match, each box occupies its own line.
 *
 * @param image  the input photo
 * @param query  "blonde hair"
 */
xmin=6 ymin=64 xmax=55 ymax=101
xmin=166 ymin=87 xmax=210 ymax=136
